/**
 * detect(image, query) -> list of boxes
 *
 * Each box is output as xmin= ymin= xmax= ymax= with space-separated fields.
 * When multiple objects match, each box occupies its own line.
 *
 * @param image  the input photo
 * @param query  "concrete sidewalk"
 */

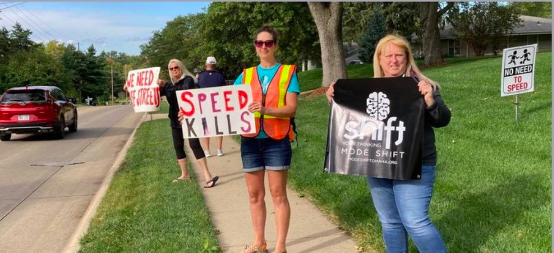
xmin=186 ymin=135 xmax=360 ymax=253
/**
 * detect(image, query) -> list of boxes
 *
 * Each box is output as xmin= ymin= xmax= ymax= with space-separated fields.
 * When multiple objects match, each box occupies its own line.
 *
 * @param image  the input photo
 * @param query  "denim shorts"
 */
xmin=240 ymin=137 xmax=292 ymax=172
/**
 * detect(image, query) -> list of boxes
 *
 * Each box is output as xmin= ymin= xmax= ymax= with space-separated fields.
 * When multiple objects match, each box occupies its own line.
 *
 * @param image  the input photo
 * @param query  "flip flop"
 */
xmin=204 ymin=176 xmax=219 ymax=188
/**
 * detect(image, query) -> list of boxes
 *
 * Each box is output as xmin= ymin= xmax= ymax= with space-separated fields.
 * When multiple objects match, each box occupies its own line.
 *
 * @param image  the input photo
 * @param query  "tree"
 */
xmin=99 ymin=51 xmax=128 ymax=98
xmin=141 ymin=3 xmax=320 ymax=80
xmin=447 ymin=2 xmax=522 ymax=56
xmin=342 ymin=2 xmax=375 ymax=45
xmin=382 ymin=2 xmax=420 ymax=37
xmin=9 ymin=23 xmax=35 ymax=52
xmin=0 ymin=27 xmax=10 ymax=63
xmin=510 ymin=2 xmax=551 ymax=18
xmin=419 ymin=2 xmax=454 ymax=65
xmin=44 ymin=40 xmax=65 ymax=58
xmin=82 ymin=45 xmax=108 ymax=100
xmin=60 ymin=44 xmax=86 ymax=99
xmin=0 ymin=23 xmax=134 ymax=98
xmin=308 ymin=2 xmax=347 ymax=87
xmin=0 ymin=23 xmax=39 ymax=91
xmin=201 ymin=2 xmax=320 ymax=79
xmin=359 ymin=9 xmax=386 ymax=63
xmin=140 ymin=13 xmax=206 ymax=79
xmin=2 ymin=47 xmax=70 ymax=91
xmin=342 ymin=3 xmax=447 ymax=65
xmin=60 ymin=44 xmax=108 ymax=101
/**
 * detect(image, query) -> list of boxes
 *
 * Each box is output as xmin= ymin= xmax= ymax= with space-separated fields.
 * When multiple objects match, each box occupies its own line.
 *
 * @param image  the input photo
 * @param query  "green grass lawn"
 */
xmin=78 ymin=119 xmax=219 ymax=253
xmin=79 ymin=52 xmax=551 ymax=253
xmin=290 ymin=51 xmax=552 ymax=252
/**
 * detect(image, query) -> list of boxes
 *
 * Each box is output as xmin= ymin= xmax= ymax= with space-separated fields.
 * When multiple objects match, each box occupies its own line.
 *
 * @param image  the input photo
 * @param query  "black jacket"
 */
xmin=422 ymin=89 xmax=451 ymax=166
xmin=159 ymin=76 xmax=196 ymax=128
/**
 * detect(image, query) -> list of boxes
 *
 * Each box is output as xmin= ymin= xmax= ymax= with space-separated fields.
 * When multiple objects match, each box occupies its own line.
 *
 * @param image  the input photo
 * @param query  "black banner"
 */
xmin=324 ymin=78 xmax=424 ymax=180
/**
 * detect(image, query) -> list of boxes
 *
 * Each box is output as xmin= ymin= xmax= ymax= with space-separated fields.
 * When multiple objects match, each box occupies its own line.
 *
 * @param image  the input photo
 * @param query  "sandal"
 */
xmin=204 ymin=176 xmax=219 ymax=188
xmin=241 ymin=241 xmax=268 ymax=253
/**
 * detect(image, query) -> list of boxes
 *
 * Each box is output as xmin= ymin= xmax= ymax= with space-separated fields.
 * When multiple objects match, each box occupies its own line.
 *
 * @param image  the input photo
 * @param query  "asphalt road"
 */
xmin=0 ymin=105 xmax=143 ymax=253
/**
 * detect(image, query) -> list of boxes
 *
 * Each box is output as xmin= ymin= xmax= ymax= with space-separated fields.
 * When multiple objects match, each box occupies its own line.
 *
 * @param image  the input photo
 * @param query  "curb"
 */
xmin=61 ymin=113 xmax=149 ymax=253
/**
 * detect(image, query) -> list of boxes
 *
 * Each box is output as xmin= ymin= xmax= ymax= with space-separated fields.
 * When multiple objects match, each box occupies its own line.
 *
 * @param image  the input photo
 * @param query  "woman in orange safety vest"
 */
xmin=233 ymin=24 xmax=300 ymax=253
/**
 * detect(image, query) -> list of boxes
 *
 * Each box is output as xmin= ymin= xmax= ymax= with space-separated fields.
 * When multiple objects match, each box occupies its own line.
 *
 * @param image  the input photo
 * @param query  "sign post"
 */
xmin=501 ymin=44 xmax=537 ymax=120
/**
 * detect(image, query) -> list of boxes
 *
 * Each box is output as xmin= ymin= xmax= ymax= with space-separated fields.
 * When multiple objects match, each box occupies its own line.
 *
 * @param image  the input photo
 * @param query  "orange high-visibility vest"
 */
xmin=241 ymin=64 xmax=296 ymax=140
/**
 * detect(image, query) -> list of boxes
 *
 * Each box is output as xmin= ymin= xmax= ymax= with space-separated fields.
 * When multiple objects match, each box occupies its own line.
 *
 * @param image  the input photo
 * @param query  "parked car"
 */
xmin=0 ymin=86 xmax=78 ymax=141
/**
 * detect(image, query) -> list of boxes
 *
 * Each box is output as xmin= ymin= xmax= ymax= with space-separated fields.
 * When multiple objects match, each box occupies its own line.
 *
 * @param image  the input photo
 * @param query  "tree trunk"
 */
xmin=308 ymin=2 xmax=347 ymax=87
xmin=419 ymin=2 xmax=443 ymax=65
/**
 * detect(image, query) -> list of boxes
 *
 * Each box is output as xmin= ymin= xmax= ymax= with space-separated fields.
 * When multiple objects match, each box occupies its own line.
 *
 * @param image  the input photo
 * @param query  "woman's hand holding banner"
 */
xmin=176 ymin=85 xmax=256 ymax=138
xmin=325 ymin=77 xmax=424 ymax=180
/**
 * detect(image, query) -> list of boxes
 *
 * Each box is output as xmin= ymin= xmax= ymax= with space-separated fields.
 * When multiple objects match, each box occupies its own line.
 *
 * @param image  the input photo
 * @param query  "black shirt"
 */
xmin=159 ymin=76 xmax=196 ymax=128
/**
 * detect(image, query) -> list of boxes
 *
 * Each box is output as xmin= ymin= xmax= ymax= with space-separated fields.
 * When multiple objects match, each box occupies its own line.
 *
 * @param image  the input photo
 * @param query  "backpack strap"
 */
xmin=290 ymin=117 xmax=298 ymax=147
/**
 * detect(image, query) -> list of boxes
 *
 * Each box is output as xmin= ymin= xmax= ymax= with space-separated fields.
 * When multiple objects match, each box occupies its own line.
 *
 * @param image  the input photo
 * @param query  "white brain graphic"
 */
xmin=366 ymin=92 xmax=390 ymax=120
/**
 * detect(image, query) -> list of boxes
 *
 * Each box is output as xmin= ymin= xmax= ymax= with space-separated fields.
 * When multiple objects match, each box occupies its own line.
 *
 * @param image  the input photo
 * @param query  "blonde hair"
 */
xmin=373 ymin=34 xmax=440 ymax=89
xmin=168 ymin=59 xmax=197 ymax=84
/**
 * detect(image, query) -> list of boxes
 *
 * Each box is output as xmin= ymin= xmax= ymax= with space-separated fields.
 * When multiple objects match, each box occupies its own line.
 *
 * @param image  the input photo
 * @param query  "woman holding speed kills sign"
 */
xmin=234 ymin=24 xmax=299 ymax=253
xmin=157 ymin=59 xmax=219 ymax=188
xmin=326 ymin=34 xmax=451 ymax=253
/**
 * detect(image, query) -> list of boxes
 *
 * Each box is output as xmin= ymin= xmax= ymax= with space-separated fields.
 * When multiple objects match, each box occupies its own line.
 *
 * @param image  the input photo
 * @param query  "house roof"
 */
xmin=514 ymin=15 xmax=552 ymax=35
xmin=440 ymin=15 xmax=552 ymax=39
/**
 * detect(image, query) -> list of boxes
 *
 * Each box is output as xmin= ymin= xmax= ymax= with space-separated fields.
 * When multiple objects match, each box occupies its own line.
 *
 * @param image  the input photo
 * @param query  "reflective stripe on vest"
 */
xmin=241 ymin=64 xmax=296 ymax=140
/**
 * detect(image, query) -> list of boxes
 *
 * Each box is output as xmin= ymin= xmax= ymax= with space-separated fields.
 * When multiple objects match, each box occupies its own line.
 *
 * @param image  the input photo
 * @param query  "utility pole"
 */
xmin=111 ymin=65 xmax=114 ymax=105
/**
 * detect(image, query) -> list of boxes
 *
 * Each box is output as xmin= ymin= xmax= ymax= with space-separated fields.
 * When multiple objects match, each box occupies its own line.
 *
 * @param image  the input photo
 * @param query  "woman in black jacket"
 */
xmin=157 ymin=59 xmax=219 ymax=188
xmin=326 ymin=34 xmax=451 ymax=253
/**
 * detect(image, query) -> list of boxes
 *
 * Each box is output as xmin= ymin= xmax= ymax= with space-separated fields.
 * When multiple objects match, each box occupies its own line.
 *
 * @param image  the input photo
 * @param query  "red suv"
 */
xmin=0 ymin=86 xmax=78 ymax=141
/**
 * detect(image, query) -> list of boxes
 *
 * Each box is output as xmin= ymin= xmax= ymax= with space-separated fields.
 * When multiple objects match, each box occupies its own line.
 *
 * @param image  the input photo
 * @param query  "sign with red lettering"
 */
xmin=126 ymin=67 xmax=161 ymax=112
xmin=176 ymin=85 xmax=256 ymax=138
xmin=501 ymin=44 xmax=536 ymax=97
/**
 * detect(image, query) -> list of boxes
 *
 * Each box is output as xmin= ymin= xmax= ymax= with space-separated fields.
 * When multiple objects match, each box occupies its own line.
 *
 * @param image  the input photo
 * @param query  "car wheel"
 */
xmin=0 ymin=134 xmax=11 ymax=141
xmin=68 ymin=110 xmax=78 ymax=133
xmin=54 ymin=116 xmax=66 ymax=139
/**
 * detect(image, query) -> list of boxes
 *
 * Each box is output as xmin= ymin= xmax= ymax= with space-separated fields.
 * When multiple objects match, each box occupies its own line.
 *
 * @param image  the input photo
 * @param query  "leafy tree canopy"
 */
xmin=447 ymin=2 xmax=522 ymax=56
xmin=200 ymin=2 xmax=320 ymax=79
xmin=510 ymin=2 xmax=552 ymax=18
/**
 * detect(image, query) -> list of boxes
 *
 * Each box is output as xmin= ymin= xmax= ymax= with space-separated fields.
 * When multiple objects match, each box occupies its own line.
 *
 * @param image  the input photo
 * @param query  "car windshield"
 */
xmin=2 ymin=90 xmax=46 ymax=102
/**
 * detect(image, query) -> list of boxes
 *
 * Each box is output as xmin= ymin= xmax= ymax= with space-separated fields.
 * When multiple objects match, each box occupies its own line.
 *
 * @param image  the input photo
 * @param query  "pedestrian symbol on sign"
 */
xmin=520 ymin=49 xmax=531 ymax=64
xmin=507 ymin=51 xmax=518 ymax=65
xmin=506 ymin=49 xmax=533 ymax=66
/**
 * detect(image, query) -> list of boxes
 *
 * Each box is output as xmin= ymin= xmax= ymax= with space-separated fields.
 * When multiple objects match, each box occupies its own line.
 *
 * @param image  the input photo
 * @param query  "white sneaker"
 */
xmin=217 ymin=149 xmax=224 ymax=156
xmin=204 ymin=150 xmax=211 ymax=158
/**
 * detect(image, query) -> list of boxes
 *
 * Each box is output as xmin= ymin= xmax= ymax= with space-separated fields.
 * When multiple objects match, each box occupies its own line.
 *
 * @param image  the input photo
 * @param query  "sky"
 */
xmin=0 ymin=1 xmax=211 ymax=56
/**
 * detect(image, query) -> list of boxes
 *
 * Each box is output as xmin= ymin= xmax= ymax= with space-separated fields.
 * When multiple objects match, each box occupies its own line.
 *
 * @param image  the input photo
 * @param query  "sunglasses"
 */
xmin=254 ymin=40 xmax=275 ymax=48
xmin=169 ymin=66 xmax=180 ymax=71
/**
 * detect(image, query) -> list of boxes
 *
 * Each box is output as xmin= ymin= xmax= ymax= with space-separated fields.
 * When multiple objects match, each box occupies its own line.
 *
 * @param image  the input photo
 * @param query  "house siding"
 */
xmin=436 ymin=15 xmax=552 ymax=57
